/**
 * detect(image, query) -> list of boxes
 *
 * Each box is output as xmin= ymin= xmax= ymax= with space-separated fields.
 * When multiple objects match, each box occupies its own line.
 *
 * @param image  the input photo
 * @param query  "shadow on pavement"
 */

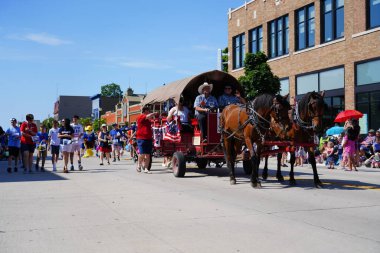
xmin=0 ymin=171 xmax=67 ymax=183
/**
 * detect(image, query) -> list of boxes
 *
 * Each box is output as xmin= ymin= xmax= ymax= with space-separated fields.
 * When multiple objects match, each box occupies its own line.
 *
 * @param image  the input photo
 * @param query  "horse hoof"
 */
xmin=230 ymin=179 xmax=236 ymax=185
xmin=251 ymin=181 xmax=262 ymax=188
xmin=315 ymin=181 xmax=323 ymax=188
xmin=289 ymin=180 xmax=297 ymax=186
xmin=276 ymin=175 xmax=284 ymax=182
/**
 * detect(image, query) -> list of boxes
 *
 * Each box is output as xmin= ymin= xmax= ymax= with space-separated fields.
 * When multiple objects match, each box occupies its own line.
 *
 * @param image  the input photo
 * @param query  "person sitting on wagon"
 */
xmin=217 ymin=84 xmax=246 ymax=110
xmin=167 ymin=96 xmax=192 ymax=133
xmin=194 ymin=82 xmax=218 ymax=142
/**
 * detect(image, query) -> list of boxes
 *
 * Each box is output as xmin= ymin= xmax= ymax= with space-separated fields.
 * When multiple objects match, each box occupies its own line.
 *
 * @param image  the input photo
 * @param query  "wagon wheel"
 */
xmin=172 ymin=152 xmax=186 ymax=177
xmin=196 ymin=159 xmax=208 ymax=169
xmin=243 ymin=160 xmax=253 ymax=175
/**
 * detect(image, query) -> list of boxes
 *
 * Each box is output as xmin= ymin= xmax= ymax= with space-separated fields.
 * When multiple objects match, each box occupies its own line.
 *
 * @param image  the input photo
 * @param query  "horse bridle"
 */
xmin=294 ymin=97 xmax=323 ymax=130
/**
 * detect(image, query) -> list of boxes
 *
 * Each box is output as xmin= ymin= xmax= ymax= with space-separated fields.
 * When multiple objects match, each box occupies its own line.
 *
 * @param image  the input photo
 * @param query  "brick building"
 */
xmin=228 ymin=0 xmax=380 ymax=130
xmin=101 ymin=88 xmax=144 ymax=126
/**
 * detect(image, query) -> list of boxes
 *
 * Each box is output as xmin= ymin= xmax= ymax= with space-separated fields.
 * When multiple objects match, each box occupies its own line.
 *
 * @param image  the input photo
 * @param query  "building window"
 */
xmin=321 ymin=0 xmax=344 ymax=43
xmin=268 ymin=15 xmax=289 ymax=58
xmin=249 ymin=26 xmax=263 ymax=54
xmin=296 ymin=4 xmax=315 ymax=51
xmin=233 ymin=33 xmax=245 ymax=69
xmin=367 ymin=0 xmax=380 ymax=29
xmin=357 ymin=91 xmax=380 ymax=130
xmin=296 ymin=67 xmax=344 ymax=95
xmin=279 ymin=78 xmax=289 ymax=96
xmin=357 ymin=59 xmax=380 ymax=86
xmin=323 ymin=96 xmax=345 ymax=127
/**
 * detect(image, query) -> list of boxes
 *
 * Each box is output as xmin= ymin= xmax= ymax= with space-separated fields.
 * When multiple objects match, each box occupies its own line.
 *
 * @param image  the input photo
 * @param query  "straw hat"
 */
xmin=198 ymin=82 xmax=213 ymax=94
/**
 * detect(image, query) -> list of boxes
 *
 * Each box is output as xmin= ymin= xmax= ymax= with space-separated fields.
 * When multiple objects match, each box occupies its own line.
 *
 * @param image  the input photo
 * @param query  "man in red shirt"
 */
xmin=20 ymin=114 xmax=38 ymax=173
xmin=136 ymin=105 xmax=157 ymax=173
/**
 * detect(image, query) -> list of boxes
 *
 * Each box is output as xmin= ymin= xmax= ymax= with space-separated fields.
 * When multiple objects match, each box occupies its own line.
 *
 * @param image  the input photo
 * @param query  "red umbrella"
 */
xmin=334 ymin=110 xmax=363 ymax=123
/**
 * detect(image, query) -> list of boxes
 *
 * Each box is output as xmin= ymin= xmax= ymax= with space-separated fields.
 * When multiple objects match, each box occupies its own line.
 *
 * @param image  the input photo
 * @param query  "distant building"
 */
xmin=53 ymin=96 xmax=92 ymax=120
xmin=101 ymin=87 xmax=144 ymax=126
xmin=90 ymin=94 xmax=120 ymax=120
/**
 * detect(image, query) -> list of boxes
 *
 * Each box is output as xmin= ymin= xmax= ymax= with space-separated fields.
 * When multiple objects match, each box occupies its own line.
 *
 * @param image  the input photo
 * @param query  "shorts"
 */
xmin=8 ymin=146 xmax=20 ymax=157
xmin=71 ymin=142 xmax=82 ymax=152
xmin=99 ymin=146 xmax=112 ymax=153
xmin=51 ymin=145 xmax=60 ymax=155
xmin=61 ymin=144 xmax=72 ymax=153
xmin=137 ymin=139 xmax=152 ymax=155
xmin=21 ymin=143 xmax=36 ymax=153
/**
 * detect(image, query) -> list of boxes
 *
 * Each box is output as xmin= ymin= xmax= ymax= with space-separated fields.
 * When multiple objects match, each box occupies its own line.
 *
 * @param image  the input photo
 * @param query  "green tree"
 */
xmin=238 ymin=52 xmax=281 ymax=100
xmin=42 ymin=117 xmax=55 ymax=129
xmin=79 ymin=117 xmax=93 ymax=128
xmin=101 ymin=83 xmax=123 ymax=98
xmin=222 ymin=47 xmax=228 ymax=73
xmin=92 ymin=118 xmax=106 ymax=132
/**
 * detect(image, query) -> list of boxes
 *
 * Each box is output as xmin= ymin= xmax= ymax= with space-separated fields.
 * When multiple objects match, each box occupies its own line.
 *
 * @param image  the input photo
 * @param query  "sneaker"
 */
xmin=281 ymin=164 xmax=288 ymax=167
xmin=35 ymin=164 xmax=39 ymax=171
xmin=41 ymin=167 xmax=45 ymax=172
xmin=99 ymin=163 xmax=104 ymax=166
xmin=70 ymin=165 xmax=74 ymax=171
xmin=78 ymin=164 xmax=83 ymax=171
xmin=28 ymin=169 xmax=32 ymax=174
xmin=14 ymin=167 xmax=17 ymax=173
xmin=7 ymin=167 xmax=11 ymax=173
xmin=113 ymin=159 xmax=116 ymax=162
xmin=53 ymin=167 xmax=57 ymax=172
xmin=144 ymin=168 xmax=151 ymax=174
xmin=136 ymin=166 xmax=141 ymax=172
xmin=117 ymin=156 xmax=120 ymax=161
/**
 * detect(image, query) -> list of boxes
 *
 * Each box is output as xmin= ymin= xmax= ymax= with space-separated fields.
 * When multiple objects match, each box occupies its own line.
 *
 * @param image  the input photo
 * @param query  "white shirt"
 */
xmin=70 ymin=123 xmax=84 ymax=143
xmin=168 ymin=106 xmax=190 ymax=124
xmin=48 ymin=127 xmax=60 ymax=146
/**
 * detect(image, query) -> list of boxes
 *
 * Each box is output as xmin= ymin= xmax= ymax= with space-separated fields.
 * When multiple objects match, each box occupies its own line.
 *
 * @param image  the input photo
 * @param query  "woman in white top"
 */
xmin=167 ymin=98 xmax=192 ymax=133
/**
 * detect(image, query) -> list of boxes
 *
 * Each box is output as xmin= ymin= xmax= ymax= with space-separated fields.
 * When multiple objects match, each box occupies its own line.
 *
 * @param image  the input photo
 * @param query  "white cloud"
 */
xmin=7 ymin=33 xmax=72 ymax=46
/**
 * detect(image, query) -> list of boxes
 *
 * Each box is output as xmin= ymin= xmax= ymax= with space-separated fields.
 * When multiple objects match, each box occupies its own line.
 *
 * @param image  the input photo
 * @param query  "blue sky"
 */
xmin=0 ymin=0 xmax=243 ymax=128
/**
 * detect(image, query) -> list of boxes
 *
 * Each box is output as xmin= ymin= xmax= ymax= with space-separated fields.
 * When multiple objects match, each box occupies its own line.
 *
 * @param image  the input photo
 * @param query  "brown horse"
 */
xmin=220 ymin=94 xmax=291 ymax=188
xmin=262 ymin=91 xmax=325 ymax=187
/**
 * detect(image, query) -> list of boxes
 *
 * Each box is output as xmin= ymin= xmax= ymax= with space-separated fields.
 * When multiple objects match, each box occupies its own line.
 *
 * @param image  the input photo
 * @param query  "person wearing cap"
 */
xmin=360 ymin=129 xmax=376 ymax=155
xmin=58 ymin=118 xmax=74 ymax=173
xmin=110 ymin=123 xmax=123 ymax=162
xmin=20 ymin=114 xmax=38 ymax=173
xmin=98 ymin=124 xmax=112 ymax=165
xmin=5 ymin=118 xmax=21 ymax=173
xmin=69 ymin=115 xmax=84 ymax=171
xmin=136 ymin=105 xmax=157 ymax=173
xmin=194 ymin=82 xmax=218 ymax=142
xmin=217 ymin=84 xmax=246 ymax=110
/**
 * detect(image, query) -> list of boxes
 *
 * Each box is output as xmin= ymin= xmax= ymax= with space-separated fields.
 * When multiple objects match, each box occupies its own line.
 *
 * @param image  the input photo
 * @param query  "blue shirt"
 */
xmin=6 ymin=126 xmax=21 ymax=147
xmin=110 ymin=129 xmax=123 ymax=144
xmin=194 ymin=94 xmax=218 ymax=116
xmin=218 ymin=94 xmax=240 ymax=108
xmin=84 ymin=132 xmax=96 ymax=142
xmin=37 ymin=132 xmax=49 ymax=146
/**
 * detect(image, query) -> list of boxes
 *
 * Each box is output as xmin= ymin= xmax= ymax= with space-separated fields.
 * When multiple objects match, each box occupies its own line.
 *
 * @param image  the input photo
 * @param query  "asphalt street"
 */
xmin=0 ymin=154 xmax=379 ymax=253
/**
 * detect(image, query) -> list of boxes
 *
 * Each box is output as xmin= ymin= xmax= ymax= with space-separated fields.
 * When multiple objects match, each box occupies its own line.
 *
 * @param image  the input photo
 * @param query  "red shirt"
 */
xmin=20 ymin=121 xmax=38 ymax=145
xmin=136 ymin=114 xmax=152 ymax=140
